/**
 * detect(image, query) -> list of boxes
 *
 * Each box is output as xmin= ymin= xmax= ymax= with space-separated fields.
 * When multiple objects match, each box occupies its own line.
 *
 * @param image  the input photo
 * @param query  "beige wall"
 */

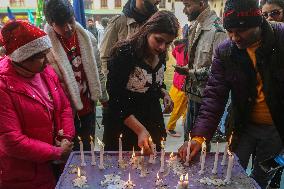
xmin=209 ymin=0 xmax=225 ymax=18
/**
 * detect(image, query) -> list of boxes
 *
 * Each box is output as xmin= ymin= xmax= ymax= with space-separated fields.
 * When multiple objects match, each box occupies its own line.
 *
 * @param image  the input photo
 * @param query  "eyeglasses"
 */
xmin=262 ymin=9 xmax=283 ymax=19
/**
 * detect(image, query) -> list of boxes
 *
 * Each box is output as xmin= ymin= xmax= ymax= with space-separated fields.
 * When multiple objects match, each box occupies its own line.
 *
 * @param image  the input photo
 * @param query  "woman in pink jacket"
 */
xmin=0 ymin=21 xmax=75 ymax=189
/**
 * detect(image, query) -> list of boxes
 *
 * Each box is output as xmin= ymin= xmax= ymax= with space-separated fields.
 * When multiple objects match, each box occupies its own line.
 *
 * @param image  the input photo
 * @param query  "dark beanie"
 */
xmin=223 ymin=0 xmax=263 ymax=29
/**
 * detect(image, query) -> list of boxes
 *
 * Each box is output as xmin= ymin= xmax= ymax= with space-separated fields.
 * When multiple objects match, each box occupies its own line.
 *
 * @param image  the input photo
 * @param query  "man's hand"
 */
xmin=178 ymin=140 xmax=202 ymax=162
xmin=137 ymin=129 xmax=153 ymax=155
xmin=161 ymin=89 xmax=174 ymax=114
xmin=60 ymin=139 xmax=73 ymax=162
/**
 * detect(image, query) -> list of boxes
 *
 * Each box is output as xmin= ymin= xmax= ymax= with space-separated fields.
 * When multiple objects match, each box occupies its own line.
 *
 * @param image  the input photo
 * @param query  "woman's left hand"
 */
xmin=161 ymin=89 xmax=174 ymax=114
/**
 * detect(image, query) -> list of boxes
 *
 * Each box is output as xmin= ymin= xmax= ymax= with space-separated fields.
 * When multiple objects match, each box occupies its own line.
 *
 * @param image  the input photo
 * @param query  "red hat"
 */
xmin=1 ymin=20 xmax=52 ymax=62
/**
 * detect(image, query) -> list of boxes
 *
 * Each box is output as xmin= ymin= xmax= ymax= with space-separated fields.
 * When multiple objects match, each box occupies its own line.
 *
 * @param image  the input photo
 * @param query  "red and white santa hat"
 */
xmin=0 ymin=20 xmax=52 ymax=62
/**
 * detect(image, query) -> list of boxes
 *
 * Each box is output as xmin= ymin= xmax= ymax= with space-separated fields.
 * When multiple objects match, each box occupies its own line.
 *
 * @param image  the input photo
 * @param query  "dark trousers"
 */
xmin=234 ymin=123 xmax=283 ymax=189
xmin=184 ymin=100 xmax=200 ymax=141
xmin=73 ymin=112 xmax=96 ymax=151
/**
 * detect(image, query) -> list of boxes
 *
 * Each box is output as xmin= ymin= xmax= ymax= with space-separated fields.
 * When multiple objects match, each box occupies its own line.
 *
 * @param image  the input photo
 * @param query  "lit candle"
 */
xmin=73 ymin=167 xmax=87 ymax=188
xmin=168 ymin=152 xmax=175 ymax=168
xmin=155 ymin=172 xmax=163 ymax=187
xmin=78 ymin=136 xmax=86 ymax=166
xmin=185 ymin=133 xmax=191 ymax=166
xmin=90 ymin=136 xmax=96 ymax=166
xmin=130 ymin=147 xmax=138 ymax=169
xmin=160 ymin=139 xmax=165 ymax=173
xmin=176 ymin=175 xmax=184 ymax=189
xmin=221 ymin=134 xmax=233 ymax=166
xmin=224 ymin=150 xmax=234 ymax=184
xmin=119 ymin=134 xmax=123 ymax=163
xmin=124 ymin=173 xmax=136 ymax=188
xmin=97 ymin=137 xmax=105 ymax=170
xmin=148 ymin=137 xmax=154 ymax=164
xmin=183 ymin=173 xmax=189 ymax=188
xmin=140 ymin=147 xmax=146 ymax=177
xmin=198 ymin=141 xmax=206 ymax=175
xmin=212 ymin=142 xmax=219 ymax=174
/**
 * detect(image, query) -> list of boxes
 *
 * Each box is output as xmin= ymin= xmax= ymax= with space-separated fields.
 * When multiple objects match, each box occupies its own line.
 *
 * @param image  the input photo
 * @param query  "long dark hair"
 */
xmin=111 ymin=10 xmax=180 ymax=59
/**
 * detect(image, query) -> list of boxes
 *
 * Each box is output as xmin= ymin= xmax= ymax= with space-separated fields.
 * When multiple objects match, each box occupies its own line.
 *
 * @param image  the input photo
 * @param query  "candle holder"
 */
xmin=72 ymin=167 xmax=87 ymax=188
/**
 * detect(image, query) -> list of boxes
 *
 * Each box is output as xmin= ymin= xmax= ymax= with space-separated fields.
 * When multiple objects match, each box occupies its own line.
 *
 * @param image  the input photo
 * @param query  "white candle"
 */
xmin=97 ymin=137 xmax=105 ymax=170
xmin=130 ymin=147 xmax=138 ymax=169
xmin=155 ymin=172 xmax=163 ymax=187
xmin=183 ymin=173 xmax=189 ymax=188
xmin=140 ymin=147 xmax=147 ymax=177
xmin=160 ymin=139 xmax=165 ymax=173
xmin=119 ymin=134 xmax=123 ymax=163
xmin=212 ymin=142 xmax=219 ymax=174
xmin=78 ymin=136 xmax=86 ymax=166
xmin=185 ymin=133 xmax=191 ymax=166
xmin=198 ymin=141 xmax=206 ymax=175
xmin=124 ymin=173 xmax=136 ymax=188
xmin=221 ymin=134 xmax=233 ymax=166
xmin=148 ymin=137 xmax=154 ymax=164
xmin=224 ymin=151 xmax=234 ymax=184
xmin=90 ymin=136 xmax=96 ymax=166
xmin=153 ymin=143 xmax=157 ymax=164
xmin=176 ymin=175 xmax=184 ymax=189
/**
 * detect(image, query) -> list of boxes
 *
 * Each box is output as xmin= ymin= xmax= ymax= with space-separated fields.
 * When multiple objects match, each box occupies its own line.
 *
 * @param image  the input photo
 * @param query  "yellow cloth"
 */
xmin=166 ymin=86 xmax=188 ymax=130
xmin=246 ymin=41 xmax=273 ymax=125
xmin=192 ymin=136 xmax=205 ymax=145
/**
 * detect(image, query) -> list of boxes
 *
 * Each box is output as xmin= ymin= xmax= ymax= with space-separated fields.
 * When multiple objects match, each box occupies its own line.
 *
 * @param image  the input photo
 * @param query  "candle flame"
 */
xmin=180 ymin=175 xmax=184 ymax=181
xmin=161 ymin=138 xmax=165 ymax=148
xmin=188 ymin=133 xmax=191 ymax=141
xmin=97 ymin=137 xmax=104 ymax=147
xmin=78 ymin=136 xmax=82 ymax=141
xmin=170 ymin=152 xmax=174 ymax=158
xmin=149 ymin=136 xmax=152 ymax=142
xmin=77 ymin=167 xmax=81 ymax=177
xmin=185 ymin=173 xmax=188 ymax=181
xmin=132 ymin=147 xmax=135 ymax=158
xmin=128 ymin=173 xmax=131 ymax=181
xmin=90 ymin=135 xmax=93 ymax=141
xmin=157 ymin=173 xmax=159 ymax=180
xmin=141 ymin=147 xmax=144 ymax=155
xmin=120 ymin=134 xmax=123 ymax=138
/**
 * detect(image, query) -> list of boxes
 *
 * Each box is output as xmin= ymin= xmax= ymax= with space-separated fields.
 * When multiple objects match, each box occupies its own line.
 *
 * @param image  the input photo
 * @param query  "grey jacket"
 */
xmin=186 ymin=7 xmax=227 ymax=102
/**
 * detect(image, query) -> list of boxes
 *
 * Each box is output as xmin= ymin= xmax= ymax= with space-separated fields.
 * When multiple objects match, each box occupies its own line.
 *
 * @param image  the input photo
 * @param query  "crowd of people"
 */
xmin=0 ymin=0 xmax=283 ymax=188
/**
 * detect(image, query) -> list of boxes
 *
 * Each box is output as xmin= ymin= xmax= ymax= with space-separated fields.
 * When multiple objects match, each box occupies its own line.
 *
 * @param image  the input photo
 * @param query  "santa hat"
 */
xmin=1 ymin=20 xmax=52 ymax=62
xmin=223 ymin=0 xmax=263 ymax=29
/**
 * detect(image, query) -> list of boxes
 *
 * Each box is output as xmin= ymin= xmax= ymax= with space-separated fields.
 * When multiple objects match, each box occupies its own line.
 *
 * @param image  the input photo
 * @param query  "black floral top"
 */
xmin=103 ymin=44 xmax=167 ymax=151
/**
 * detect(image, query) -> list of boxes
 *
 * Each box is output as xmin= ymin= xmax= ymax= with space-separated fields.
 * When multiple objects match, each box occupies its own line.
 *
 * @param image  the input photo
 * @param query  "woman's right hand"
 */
xmin=60 ymin=139 xmax=73 ymax=161
xmin=137 ymin=129 xmax=153 ymax=155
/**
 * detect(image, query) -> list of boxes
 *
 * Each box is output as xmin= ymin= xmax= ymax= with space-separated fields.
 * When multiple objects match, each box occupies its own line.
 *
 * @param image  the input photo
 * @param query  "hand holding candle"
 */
xmin=78 ymin=136 xmax=86 ymax=166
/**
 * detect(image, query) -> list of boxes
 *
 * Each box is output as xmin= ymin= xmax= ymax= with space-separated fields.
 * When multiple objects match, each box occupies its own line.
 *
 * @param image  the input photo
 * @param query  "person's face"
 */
xmin=88 ymin=20 xmax=94 ymax=27
xmin=51 ymin=17 xmax=76 ymax=39
xmin=183 ymin=0 xmax=202 ymax=21
xmin=20 ymin=49 xmax=50 ymax=73
xmin=227 ymin=27 xmax=261 ymax=49
xmin=147 ymin=33 xmax=176 ymax=55
xmin=262 ymin=3 xmax=284 ymax=22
